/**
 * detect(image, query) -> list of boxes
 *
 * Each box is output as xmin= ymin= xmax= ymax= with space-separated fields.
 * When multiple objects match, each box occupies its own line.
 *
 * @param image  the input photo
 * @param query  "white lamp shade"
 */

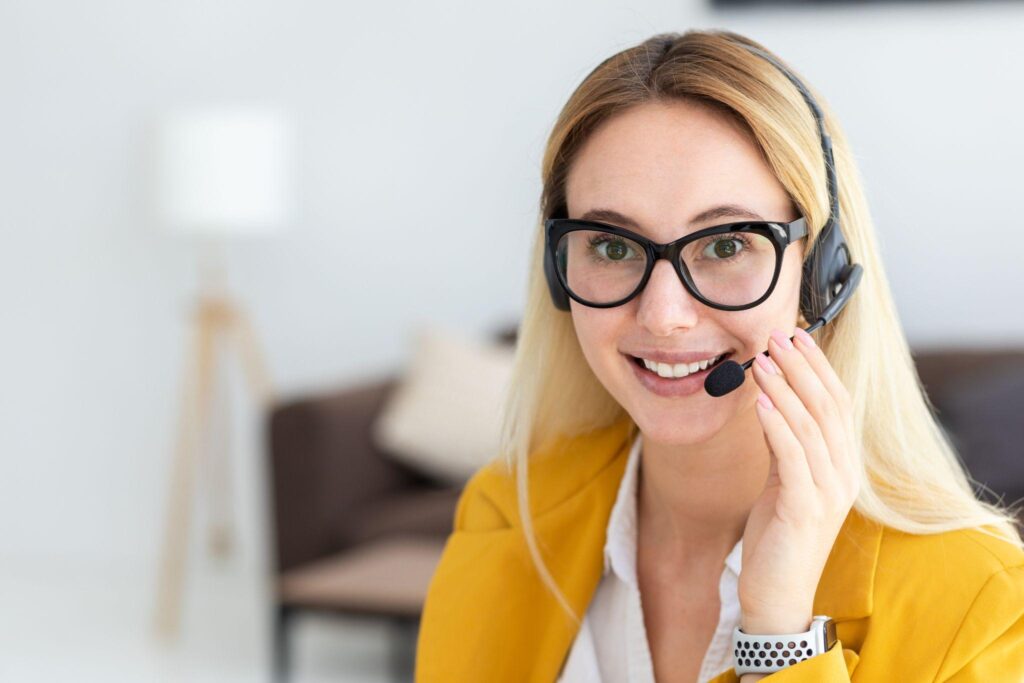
xmin=155 ymin=105 xmax=293 ymax=236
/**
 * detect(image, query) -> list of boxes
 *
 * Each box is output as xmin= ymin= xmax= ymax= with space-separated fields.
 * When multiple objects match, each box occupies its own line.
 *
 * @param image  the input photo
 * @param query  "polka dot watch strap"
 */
xmin=732 ymin=615 xmax=836 ymax=675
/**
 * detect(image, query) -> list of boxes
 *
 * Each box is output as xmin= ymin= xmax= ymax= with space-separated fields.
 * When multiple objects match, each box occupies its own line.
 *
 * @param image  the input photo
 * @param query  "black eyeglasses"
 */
xmin=545 ymin=216 xmax=808 ymax=311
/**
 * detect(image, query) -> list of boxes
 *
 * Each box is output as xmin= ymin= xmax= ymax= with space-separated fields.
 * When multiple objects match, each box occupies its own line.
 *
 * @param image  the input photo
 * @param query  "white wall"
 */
xmin=2 ymin=0 xmax=1022 ymax=584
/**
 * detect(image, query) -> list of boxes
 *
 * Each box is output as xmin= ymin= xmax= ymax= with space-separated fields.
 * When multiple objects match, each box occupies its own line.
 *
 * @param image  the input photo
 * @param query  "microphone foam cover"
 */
xmin=704 ymin=359 xmax=746 ymax=397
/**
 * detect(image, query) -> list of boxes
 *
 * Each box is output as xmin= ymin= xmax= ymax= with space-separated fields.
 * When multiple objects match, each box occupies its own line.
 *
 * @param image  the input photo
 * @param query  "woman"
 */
xmin=415 ymin=29 xmax=1024 ymax=682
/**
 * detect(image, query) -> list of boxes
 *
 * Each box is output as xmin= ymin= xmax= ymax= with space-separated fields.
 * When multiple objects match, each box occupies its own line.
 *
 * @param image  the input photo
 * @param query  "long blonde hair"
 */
xmin=496 ymin=28 xmax=1024 ymax=628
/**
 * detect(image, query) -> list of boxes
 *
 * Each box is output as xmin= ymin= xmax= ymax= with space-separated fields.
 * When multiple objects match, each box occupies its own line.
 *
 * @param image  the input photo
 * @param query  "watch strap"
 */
xmin=732 ymin=615 xmax=836 ymax=675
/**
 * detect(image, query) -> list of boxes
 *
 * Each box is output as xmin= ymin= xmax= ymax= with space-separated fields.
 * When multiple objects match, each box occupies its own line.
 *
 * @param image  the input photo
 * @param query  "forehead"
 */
xmin=565 ymin=100 xmax=793 ymax=236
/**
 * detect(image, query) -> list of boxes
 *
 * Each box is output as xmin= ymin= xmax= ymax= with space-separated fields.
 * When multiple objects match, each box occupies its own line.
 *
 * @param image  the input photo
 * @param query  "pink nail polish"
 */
xmin=771 ymin=329 xmax=794 ymax=350
xmin=794 ymin=327 xmax=816 ymax=348
xmin=757 ymin=392 xmax=774 ymax=410
xmin=755 ymin=352 xmax=775 ymax=374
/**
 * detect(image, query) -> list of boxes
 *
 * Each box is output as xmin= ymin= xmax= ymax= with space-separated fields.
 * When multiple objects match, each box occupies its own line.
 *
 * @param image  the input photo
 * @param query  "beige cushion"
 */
xmin=278 ymin=535 xmax=447 ymax=616
xmin=372 ymin=325 xmax=515 ymax=485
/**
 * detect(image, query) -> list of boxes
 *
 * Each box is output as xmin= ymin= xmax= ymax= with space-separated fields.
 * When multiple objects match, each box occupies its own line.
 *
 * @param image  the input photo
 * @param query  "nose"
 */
xmin=634 ymin=259 xmax=701 ymax=336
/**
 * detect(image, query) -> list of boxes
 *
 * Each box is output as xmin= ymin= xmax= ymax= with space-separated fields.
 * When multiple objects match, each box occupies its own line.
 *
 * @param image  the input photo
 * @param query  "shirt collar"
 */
xmin=602 ymin=432 xmax=743 ymax=585
xmin=602 ymin=432 xmax=643 ymax=584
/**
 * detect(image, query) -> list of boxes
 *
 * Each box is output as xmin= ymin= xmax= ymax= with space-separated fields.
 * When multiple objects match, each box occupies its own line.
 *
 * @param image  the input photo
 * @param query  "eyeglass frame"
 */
xmin=544 ymin=216 xmax=809 ymax=311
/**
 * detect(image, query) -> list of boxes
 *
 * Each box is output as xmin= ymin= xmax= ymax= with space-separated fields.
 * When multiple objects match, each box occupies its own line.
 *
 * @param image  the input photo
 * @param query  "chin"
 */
xmin=629 ymin=406 xmax=731 ymax=447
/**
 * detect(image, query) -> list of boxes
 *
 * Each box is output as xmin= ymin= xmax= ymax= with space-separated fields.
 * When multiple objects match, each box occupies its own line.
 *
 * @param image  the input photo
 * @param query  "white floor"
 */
xmin=0 ymin=558 xmax=401 ymax=683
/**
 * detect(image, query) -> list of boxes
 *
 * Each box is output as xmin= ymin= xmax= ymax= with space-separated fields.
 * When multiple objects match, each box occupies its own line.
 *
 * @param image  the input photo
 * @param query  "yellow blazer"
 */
xmin=416 ymin=415 xmax=1024 ymax=682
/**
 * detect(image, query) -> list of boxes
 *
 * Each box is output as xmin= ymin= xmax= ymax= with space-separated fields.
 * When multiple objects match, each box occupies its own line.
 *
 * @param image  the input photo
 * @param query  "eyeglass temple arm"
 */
xmin=787 ymin=217 xmax=808 ymax=243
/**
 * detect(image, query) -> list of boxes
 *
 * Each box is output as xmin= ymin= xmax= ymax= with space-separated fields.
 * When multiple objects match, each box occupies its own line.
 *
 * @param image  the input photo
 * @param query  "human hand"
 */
xmin=738 ymin=326 xmax=862 ymax=633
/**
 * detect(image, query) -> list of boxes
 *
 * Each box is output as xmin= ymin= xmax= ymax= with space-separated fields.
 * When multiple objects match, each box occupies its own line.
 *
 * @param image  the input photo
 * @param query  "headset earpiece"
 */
xmin=544 ymin=233 xmax=571 ymax=311
xmin=799 ymin=214 xmax=854 ymax=326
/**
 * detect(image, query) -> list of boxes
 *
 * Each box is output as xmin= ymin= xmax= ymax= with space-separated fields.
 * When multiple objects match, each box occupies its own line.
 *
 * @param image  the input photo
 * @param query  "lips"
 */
xmin=624 ymin=351 xmax=736 ymax=398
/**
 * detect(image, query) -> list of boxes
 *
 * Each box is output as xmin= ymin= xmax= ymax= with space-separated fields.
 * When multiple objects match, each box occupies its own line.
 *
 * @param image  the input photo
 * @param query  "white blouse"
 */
xmin=557 ymin=433 xmax=744 ymax=683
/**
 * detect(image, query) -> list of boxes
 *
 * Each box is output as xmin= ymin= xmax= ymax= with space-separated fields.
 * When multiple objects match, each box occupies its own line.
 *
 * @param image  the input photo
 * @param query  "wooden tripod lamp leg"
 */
xmin=205 ymin=319 xmax=234 ymax=559
xmin=205 ymin=299 xmax=275 ymax=559
xmin=153 ymin=299 xmax=219 ymax=639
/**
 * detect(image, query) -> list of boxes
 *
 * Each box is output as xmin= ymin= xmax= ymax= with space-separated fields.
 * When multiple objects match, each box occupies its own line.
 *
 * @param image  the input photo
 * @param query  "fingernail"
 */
xmin=755 ymin=352 xmax=776 ymax=374
xmin=793 ymin=327 xmax=816 ymax=348
xmin=757 ymin=392 xmax=774 ymax=410
xmin=770 ymin=328 xmax=794 ymax=350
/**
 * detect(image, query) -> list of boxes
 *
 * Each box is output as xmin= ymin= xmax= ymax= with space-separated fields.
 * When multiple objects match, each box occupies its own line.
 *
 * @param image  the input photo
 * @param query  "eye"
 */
xmin=588 ymin=234 xmax=640 ymax=262
xmin=701 ymin=234 xmax=749 ymax=261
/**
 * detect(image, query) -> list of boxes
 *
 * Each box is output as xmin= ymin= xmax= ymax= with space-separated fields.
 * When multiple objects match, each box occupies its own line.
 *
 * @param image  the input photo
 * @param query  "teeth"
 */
xmin=641 ymin=354 xmax=722 ymax=378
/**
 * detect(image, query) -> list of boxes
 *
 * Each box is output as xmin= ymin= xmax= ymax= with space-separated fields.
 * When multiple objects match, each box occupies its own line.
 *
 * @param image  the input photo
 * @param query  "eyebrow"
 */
xmin=578 ymin=204 xmax=766 ymax=231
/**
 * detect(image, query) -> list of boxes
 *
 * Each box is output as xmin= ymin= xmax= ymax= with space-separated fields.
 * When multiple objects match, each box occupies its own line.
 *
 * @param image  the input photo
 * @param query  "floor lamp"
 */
xmin=151 ymin=106 xmax=293 ymax=639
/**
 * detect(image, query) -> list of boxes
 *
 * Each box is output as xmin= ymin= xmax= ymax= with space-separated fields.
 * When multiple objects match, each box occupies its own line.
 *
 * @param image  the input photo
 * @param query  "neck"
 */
xmin=637 ymin=400 xmax=770 ymax=573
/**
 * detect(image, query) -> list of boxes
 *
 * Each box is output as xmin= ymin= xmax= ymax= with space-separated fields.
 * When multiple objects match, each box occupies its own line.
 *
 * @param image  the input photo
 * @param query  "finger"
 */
xmin=792 ymin=327 xmax=854 ymax=419
xmin=754 ymin=345 xmax=834 ymax=490
xmin=791 ymin=328 xmax=859 ymax=454
xmin=768 ymin=331 xmax=843 ymax=436
xmin=789 ymin=327 xmax=860 ymax=478
xmin=754 ymin=388 xmax=815 ymax=513
xmin=765 ymin=330 xmax=849 ymax=477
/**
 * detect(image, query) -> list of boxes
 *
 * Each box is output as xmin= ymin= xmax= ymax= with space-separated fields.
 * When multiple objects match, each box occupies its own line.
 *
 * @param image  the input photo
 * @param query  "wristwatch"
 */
xmin=732 ymin=615 xmax=837 ymax=675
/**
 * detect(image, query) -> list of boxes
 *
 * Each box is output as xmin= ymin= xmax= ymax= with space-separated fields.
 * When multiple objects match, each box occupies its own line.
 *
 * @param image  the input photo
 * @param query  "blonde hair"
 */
xmin=496 ymin=28 xmax=1024 ymax=629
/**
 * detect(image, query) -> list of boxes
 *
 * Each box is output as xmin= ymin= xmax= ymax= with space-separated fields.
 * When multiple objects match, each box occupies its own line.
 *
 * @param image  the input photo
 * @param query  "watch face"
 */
xmin=822 ymin=618 xmax=837 ymax=648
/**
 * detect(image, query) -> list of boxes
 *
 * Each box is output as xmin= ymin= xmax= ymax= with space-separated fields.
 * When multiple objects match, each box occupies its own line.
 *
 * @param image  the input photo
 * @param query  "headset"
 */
xmin=542 ymin=40 xmax=864 ymax=397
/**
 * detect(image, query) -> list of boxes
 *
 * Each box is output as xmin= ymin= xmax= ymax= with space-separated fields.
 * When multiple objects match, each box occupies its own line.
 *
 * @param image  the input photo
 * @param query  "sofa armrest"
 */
xmin=266 ymin=376 xmax=440 ymax=573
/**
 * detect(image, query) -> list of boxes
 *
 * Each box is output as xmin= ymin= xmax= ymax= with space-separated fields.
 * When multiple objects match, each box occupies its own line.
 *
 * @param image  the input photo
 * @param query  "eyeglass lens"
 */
xmin=555 ymin=227 xmax=778 ymax=307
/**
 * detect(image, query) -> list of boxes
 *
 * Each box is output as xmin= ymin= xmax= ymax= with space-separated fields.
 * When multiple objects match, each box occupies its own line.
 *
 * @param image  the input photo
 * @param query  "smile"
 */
xmin=623 ymin=351 xmax=734 ymax=398
xmin=635 ymin=353 xmax=727 ymax=378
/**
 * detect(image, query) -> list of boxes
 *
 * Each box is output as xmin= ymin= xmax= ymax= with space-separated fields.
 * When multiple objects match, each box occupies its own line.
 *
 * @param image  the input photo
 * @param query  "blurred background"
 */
xmin=2 ymin=0 xmax=1024 ymax=682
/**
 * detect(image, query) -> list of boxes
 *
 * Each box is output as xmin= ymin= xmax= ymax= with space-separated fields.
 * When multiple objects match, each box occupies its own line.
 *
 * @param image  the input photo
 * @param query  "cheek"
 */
xmin=570 ymin=306 xmax=624 ymax=372
xmin=781 ymin=255 xmax=806 ymax=320
xmin=743 ymin=258 xmax=804 ymax=348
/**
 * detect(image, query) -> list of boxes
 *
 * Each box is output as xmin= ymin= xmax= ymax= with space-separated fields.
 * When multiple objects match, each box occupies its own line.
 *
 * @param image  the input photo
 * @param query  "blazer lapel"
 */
xmin=417 ymin=415 xmax=637 ymax=682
